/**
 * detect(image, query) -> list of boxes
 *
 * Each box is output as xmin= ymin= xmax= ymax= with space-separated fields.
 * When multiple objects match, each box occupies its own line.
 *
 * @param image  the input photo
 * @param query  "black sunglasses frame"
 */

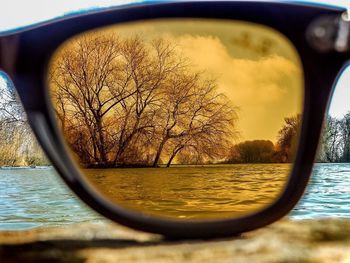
xmin=0 ymin=1 xmax=348 ymax=239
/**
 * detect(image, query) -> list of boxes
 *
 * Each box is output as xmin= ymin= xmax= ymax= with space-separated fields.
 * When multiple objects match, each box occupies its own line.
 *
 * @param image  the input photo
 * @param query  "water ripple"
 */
xmin=290 ymin=163 xmax=350 ymax=219
xmin=1 ymin=163 xmax=350 ymax=230
xmin=0 ymin=167 xmax=106 ymax=230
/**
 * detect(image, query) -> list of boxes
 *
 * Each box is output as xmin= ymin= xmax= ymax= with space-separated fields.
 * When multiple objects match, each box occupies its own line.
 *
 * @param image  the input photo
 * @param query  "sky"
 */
xmin=52 ymin=19 xmax=302 ymax=142
xmin=0 ymin=0 xmax=350 ymax=140
xmin=0 ymin=0 xmax=143 ymax=33
xmin=1 ymin=0 xmax=350 ymax=33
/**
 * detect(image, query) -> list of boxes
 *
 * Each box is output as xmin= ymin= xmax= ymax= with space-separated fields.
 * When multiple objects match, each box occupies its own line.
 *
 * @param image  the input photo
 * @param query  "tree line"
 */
xmin=226 ymin=115 xmax=301 ymax=164
xmin=50 ymin=34 xmax=237 ymax=167
xmin=227 ymin=113 xmax=350 ymax=164
xmin=1 ymin=33 xmax=349 ymax=166
xmin=2 ymin=69 xmax=348 ymax=167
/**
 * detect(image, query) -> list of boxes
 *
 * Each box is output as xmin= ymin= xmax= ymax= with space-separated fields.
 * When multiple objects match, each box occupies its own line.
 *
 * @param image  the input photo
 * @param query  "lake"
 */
xmin=83 ymin=164 xmax=290 ymax=220
xmin=0 ymin=163 xmax=350 ymax=230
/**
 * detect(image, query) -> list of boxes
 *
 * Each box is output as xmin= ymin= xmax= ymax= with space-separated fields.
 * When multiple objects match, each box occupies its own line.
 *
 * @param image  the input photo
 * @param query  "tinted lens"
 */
xmin=48 ymin=19 xmax=303 ymax=220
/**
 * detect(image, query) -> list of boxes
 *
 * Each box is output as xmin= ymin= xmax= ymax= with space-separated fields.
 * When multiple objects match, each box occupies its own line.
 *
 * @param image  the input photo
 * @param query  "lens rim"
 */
xmin=47 ymin=18 xmax=305 ymax=221
xmin=9 ymin=1 xmax=348 ymax=238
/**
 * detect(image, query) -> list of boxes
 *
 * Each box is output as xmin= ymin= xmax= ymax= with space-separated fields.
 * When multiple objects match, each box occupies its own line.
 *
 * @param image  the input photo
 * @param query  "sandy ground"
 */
xmin=1 ymin=219 xmax=350 ymax=263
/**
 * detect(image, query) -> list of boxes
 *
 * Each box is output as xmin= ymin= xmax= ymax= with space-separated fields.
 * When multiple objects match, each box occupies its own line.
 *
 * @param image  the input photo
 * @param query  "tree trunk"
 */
xmin=166 ymin=146 xmax=184 ymax=167
xmin=96 ymin=116 xmax=108 ymax=165
xmin=112 ymin=116 xmax=141 ymax=166
xmin=153 ymin=139 xmax=167 ymax=167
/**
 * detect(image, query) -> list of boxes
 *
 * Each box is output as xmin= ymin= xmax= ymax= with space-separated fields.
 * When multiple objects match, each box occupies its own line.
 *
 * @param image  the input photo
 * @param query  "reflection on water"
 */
xmin=1 ymin=164 xmax=350 ymax=230
xmin=84 ymin=164 xmax=289 ymax=220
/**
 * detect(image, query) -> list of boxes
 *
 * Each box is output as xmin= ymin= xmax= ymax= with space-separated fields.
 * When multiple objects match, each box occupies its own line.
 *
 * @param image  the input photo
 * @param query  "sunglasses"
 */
xmin=0 ymin=0 xmax=348 ymax=239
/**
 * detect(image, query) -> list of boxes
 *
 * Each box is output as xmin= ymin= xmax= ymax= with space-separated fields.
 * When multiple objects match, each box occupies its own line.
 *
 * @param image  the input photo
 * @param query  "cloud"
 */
xmin=104 ymin=21 xmax=304 ymax=142
xmin=171 ymin=34 xmax=303 ymax=142
xmin=53 ymin=19 xmax=304 ymax=143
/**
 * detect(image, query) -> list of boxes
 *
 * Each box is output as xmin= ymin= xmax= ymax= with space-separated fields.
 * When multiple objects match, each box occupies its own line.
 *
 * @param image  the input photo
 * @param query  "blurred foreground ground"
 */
xmin=1 ymin=219 xmax=350 ymax=263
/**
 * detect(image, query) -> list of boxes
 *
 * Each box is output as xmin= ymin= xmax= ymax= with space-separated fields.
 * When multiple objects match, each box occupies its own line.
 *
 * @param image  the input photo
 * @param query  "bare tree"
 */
xmin=0 ymin=78 xmax=25 ymax=124
xmin=0 ymin=77 xmax=47 ymax=166
xmin=110 ymin=37 xmax=184 ymax=165
xmin=0 ymin=120 xmax=47 ymax=166
xmin=339 ymin=113 xmax=350 ymax=162
xmin=318 ymin=116 xmax=342 ymax=162
xmin=51 ymin=34 xmax=134 ymax=166
xmin=50 ymin=34 xmax=238 ymax=167
xmin=152 ymin=74 xmax=236 ymax=167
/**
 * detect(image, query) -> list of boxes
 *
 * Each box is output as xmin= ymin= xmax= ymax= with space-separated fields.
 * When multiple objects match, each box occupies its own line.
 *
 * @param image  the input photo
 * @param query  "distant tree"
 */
xmin=176 ymin=149 xmax=205 ymax=165
xmin=317 ymin=116 xmax=342 ymax=162
xmin=0 ymin=79 xmax=47 ymax=166
xmin=316 ymin=112 xmax=350 ymax=163
xmin=0 ymin=77 xmax=25 ymax=124
xmin=0 ymin=121 xmax=48 ymax=166
xmin=229 ymin=140 xmax=275 ymax=163
xmin=276 ymin=114 xmax=301 ymax=163
xmin=340 ymin=112 xmax=350 ymax=162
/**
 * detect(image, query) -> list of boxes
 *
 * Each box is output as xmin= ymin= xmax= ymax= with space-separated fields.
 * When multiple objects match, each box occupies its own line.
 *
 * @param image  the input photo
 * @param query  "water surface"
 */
xmin=0 ymin=167 xmax=103 ymax=230
xmin=84 ymin=164 xmax=289 ymax=220
xmin=1 ymin=163 xmax=350 ymax=230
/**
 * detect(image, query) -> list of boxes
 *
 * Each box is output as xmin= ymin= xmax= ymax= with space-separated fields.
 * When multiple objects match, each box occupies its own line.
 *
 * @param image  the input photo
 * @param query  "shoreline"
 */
xmin=4 ymin=162 xmax=349 ymax=170
xmin=0 ymin=165 xmax=52 ymax=169
xmin=0 ymin=215 xmax=342 ymax=232
xmin=1 ymin=162 xmax=350 ymax=170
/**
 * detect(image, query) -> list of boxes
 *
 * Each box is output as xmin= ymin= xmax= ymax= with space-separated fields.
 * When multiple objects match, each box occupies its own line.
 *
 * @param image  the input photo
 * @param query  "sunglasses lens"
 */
xmin=48 ymin=19 xmax=303 ymax=220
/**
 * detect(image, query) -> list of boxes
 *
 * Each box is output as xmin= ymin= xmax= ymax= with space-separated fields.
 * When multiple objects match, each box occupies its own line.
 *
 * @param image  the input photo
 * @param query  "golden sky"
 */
xmin=63 ymin=19 xmax=303 ymax=143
